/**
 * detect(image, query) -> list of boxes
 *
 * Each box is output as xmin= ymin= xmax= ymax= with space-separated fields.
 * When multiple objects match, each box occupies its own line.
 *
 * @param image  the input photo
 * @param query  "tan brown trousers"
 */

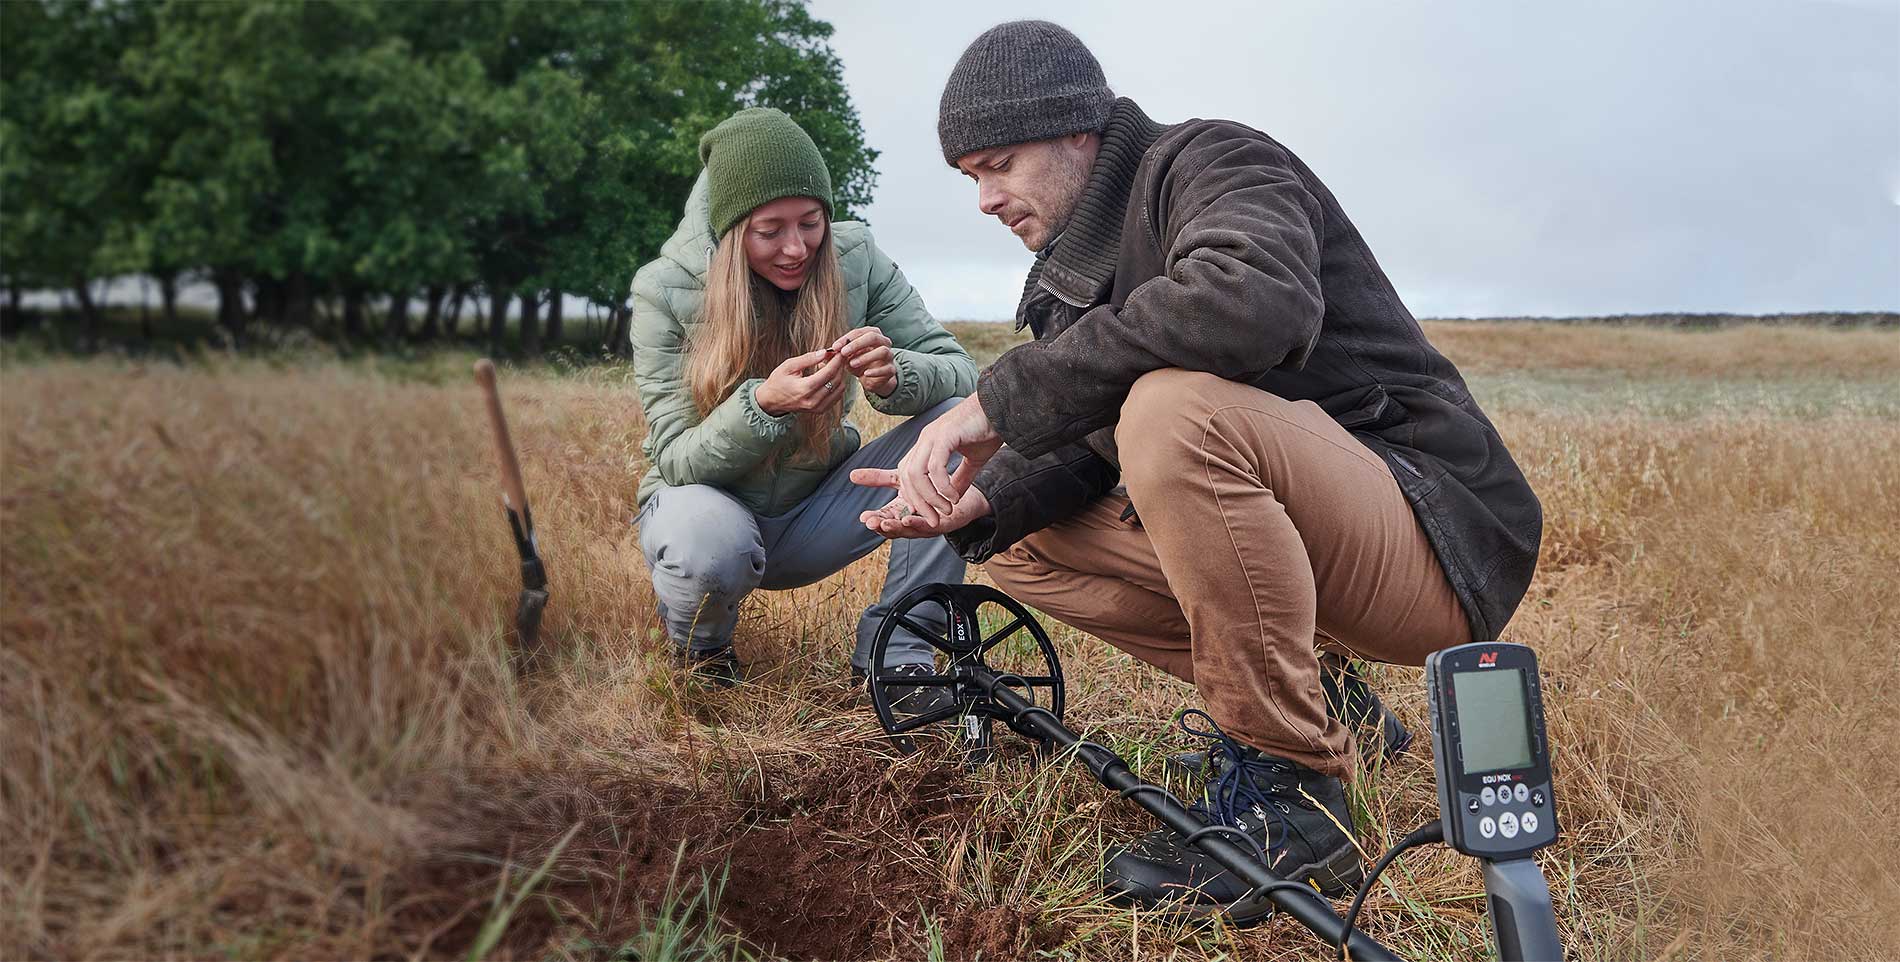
xmin=986 ymin=369 xmax=1470 ymax=778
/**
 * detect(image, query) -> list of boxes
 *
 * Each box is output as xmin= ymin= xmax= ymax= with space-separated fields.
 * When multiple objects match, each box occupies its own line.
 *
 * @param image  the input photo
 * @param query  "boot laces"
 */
xmin=1176 ymin=709 xmax=1291 ymax=849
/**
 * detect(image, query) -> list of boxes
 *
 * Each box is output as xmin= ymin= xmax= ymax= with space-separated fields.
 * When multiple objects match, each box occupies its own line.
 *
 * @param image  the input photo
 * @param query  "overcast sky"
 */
xmin=806 ymin=0 xmax=1900 ymax=320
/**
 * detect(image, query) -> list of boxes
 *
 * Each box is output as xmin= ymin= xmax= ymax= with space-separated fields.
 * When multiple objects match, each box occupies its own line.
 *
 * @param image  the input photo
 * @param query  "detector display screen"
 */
xmin=1452 ymin=668 xmax=1534 ymax=774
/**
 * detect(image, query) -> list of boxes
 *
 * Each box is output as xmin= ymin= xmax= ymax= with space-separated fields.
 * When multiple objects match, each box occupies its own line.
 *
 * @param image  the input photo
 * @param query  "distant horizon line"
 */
xmin=943 ymin=311 xmax=1900 ymax=325
xmin=12 ymin=278 xmax=1896 ymax=327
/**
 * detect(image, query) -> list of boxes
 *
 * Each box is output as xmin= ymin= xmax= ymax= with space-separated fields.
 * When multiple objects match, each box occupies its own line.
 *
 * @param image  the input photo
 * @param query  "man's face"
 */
xmin=955 ymin=133 xmax=1098 ymax=251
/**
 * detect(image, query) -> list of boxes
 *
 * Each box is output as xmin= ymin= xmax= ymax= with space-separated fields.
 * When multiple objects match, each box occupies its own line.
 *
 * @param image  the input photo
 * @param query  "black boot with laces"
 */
xmin=1166 ymin=654 xmax=1412 ymax=781
xmin=1102 ymin=711 xmax=1365 ymax=926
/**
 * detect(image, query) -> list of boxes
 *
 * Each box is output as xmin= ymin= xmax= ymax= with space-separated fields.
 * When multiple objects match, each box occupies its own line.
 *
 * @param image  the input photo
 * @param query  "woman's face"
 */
xmin=743 ymin=196 xmax=828 ymax=292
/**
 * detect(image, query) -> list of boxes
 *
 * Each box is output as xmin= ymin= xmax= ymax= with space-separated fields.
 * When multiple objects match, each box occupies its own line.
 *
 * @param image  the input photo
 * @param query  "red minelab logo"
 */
xmin=1478 ymin=652 xmax=1499 ymax=667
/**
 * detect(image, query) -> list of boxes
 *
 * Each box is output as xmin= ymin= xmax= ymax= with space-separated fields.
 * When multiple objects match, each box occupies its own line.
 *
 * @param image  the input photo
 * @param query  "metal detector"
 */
xmin=866 ymin=583 xmax=1565 ymax=962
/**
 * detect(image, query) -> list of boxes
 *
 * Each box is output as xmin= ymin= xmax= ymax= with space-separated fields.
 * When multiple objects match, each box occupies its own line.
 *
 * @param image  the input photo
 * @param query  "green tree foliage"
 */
xmin=0 ymin=0 xmax=156 ymax=336
xmin=0 ymin=0 xmax=878 ymax=354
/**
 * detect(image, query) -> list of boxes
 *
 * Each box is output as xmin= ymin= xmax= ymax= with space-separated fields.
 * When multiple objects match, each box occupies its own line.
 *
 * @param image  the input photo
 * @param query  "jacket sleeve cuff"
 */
xmin=946 ymin=448 xmax=1094 ymax=562
xmin=738 ymin=377 xmax=796 ymax=441
xmin=944 ymin=458 xmax=1013 ymax=563
xmin=945 ymin=514 xmax=1000 ymax=564
xmin=864 ymin=349 xmax=925 ymax=416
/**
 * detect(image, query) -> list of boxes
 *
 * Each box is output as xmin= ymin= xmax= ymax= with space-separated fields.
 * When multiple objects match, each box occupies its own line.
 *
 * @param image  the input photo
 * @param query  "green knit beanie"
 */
xmin=699 ymin=108 xmax=835 ymax=239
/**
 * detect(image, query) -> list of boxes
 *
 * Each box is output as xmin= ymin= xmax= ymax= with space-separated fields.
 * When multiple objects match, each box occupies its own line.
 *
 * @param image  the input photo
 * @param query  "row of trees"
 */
xmin=0 ymin=0 xmax=878 ymax=354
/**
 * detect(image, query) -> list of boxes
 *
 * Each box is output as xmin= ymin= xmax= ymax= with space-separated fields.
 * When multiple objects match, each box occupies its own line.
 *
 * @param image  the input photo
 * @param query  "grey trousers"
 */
xmin=636 ymin=397 xmax=964 ymax=671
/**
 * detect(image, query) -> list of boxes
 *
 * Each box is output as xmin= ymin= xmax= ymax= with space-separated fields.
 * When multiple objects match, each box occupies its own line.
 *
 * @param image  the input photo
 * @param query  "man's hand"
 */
xmin=756 ymin=347 xmax=849 ymax=416
xmin=833 ymin=327 xmax=897 ymax=398
xmin=851 ymin=469 xmax=992 ymax=537
xmin=886 ymin=393 xmax=1000 ymax=526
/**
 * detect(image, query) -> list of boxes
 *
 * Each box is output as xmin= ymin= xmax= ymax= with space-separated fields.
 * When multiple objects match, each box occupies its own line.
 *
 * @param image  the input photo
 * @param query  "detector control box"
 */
xmin=1426 ymin=642 xmax=1559 ymax=859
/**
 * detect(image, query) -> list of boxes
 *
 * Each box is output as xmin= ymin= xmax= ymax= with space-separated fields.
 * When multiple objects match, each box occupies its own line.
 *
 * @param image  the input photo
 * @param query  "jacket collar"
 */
xmin=658 ymin=170 xmax=719 ymax=284
xmin=1033 ymin=98 xmax=1169 ymax=311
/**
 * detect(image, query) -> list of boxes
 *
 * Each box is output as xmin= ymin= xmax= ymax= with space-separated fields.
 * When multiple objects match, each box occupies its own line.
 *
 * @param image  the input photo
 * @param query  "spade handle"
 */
xmin=473 ymin=359 xmax=531 ymax=517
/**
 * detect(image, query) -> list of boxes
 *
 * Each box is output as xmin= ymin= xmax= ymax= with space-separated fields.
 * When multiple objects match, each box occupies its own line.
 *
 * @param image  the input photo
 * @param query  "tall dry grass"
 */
xmin=1420 ymin=321 xmax=1900 ymax=378
xmin=2 ymin=357 xmax=514 ymax=956
xmin=1497 ymin=411 xmax=1900 ymax=956
xmin=3 ymin=323 xmax=1898 ymax=959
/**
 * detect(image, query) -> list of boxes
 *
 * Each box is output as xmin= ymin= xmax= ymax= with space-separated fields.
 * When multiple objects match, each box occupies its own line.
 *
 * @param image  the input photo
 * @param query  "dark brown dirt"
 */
xmin=388 ymin=748 xmax=1071 ymax=960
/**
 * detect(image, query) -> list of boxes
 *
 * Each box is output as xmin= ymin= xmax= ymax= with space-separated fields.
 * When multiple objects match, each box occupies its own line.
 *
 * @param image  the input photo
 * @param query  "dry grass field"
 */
xmin=3 ymin=321 xmax=1898 ymax=960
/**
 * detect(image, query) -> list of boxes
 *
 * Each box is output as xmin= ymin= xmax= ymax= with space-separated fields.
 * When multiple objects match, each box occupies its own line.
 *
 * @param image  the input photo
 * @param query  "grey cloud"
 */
xmin=810 ymin=0 xmax=1899 ymax=318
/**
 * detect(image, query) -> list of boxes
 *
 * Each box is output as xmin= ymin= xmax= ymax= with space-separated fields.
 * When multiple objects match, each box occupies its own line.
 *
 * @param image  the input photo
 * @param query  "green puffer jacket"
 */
xmin=631 ymin=172 xmax=977 ymax=516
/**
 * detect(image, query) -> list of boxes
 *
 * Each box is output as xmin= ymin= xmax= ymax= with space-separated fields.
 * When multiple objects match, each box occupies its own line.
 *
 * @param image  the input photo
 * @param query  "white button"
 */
xmin=1513 ymin=783 xmax=1530 ymax=803
xmin=1499 ymin=812 xmax=1519 ymax=838
xmin=1521 ymin=811 xmax=1539 ymax=834
xmin=1481 ymin=786 xmax=1497 ymax=806
xmin=1479 ymin=816 xmax=1497 ymax=839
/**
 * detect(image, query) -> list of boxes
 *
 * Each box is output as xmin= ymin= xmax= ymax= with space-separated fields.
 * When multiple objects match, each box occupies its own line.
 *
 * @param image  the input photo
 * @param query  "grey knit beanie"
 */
xmin=937 ymin=20 xmax=1114 ymax=166
xmin=699 ymin=107 xmax=834 ymax=238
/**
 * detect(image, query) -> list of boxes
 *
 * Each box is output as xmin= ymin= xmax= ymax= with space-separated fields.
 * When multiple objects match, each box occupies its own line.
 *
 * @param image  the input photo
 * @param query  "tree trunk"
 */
xmin=419 ymin=285 xmax=446 ymax=341
xmin=607 ymin=303 xmax=632 ymax=357
xmin=284 ymin=271 xmax=315 ymax=328
xmin=519 ymin=292 xmax=542 ymax=356
xmin=0 ymin=283 xmax=22 ymax=338
xmin=385 ymin=293 xmax=410 ymax=346
xmin=1 ymin=281 xmax=21 ymax=337
xmin=214 ymin=270 xmax=246 ymax=341
xmin=342 ymin=288 xmax=366 ymax=339
xmin=444 ymin=284 xmax=466 ymax=336
xmin=252 ymin=277 xmax=285 ymax=324
xmin=158 ymin=273 xmax=178 ymax=326
xmin=544 ymin=292 xmax=564 ymax=347
xmin=72 ymin=276 xmax=100 ymax=346
xmin=488 ymin=289 xmax=509 ymax=353
xmin=314 ymin=294 xmax=336 ymax=332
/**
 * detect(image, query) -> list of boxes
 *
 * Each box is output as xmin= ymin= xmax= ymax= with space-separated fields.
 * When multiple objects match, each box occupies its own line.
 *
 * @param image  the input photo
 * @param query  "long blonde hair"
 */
xmin=688 ymin=212 xmax=848 ymax=464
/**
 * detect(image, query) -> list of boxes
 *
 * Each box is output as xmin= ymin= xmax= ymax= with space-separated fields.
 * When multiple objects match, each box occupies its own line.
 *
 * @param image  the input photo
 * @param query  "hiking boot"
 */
xmin=1104 ymin=711 xmax=1364 ymax=926
xmin=676 ymin=646 xmax=744 ymax=689
xmin=854 ymin=663 xmax=957 ymax=721
xmin=1323 ymin=655 xmax=1414 ymax=760
xmin=1165 ymin=656 xmax=1411 ymax=781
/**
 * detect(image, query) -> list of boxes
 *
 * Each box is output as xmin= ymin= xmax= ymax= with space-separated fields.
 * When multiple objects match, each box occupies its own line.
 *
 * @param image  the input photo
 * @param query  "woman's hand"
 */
xmin=755 ymin=347 xmax=850 ymax=416
xmin=834 ymin=327 xmax=897 ymax=398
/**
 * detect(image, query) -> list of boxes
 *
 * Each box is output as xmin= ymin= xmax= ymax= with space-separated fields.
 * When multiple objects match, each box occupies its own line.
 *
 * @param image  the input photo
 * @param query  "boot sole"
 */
xmin=1104 ymin=838 xmax=1365 ymax=928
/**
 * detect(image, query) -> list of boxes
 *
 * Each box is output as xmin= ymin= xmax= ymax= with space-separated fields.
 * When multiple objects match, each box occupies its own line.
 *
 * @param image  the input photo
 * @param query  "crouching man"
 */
xmin=852 ymin=21 xmax=1543 ymax=923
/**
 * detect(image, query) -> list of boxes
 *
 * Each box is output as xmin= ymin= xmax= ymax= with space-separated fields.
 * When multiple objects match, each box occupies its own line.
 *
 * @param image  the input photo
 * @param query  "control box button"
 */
xmin=1499 ymin=812 xmax=1519 ymax=839
xmin=1479 ymin=816 xmax=1497 ymax=839
xmin=1521 ymin=811 xmax=1539 ymax=834
xmin=1481 ymin=786 xmax=1496 ymax=807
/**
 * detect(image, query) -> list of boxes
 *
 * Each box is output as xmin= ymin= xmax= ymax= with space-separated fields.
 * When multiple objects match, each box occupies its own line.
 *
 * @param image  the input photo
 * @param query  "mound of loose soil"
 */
xmin=394 ymin=749 xmax=1070 ymax=960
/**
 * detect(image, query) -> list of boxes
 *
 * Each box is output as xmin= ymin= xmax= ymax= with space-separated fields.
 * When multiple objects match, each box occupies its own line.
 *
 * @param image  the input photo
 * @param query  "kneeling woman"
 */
xmin=631 ymin=108 xmax=976 ymax=708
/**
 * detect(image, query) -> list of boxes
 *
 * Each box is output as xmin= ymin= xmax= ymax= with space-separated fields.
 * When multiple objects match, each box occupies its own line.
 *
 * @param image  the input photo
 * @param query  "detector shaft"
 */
xmin=960 ymin=665 xmax=1401 ymax=962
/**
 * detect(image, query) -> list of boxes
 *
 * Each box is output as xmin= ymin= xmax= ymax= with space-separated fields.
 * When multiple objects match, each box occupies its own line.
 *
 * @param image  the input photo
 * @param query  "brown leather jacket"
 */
xmin=948 ymin=99 xmax=1542 ymax=643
